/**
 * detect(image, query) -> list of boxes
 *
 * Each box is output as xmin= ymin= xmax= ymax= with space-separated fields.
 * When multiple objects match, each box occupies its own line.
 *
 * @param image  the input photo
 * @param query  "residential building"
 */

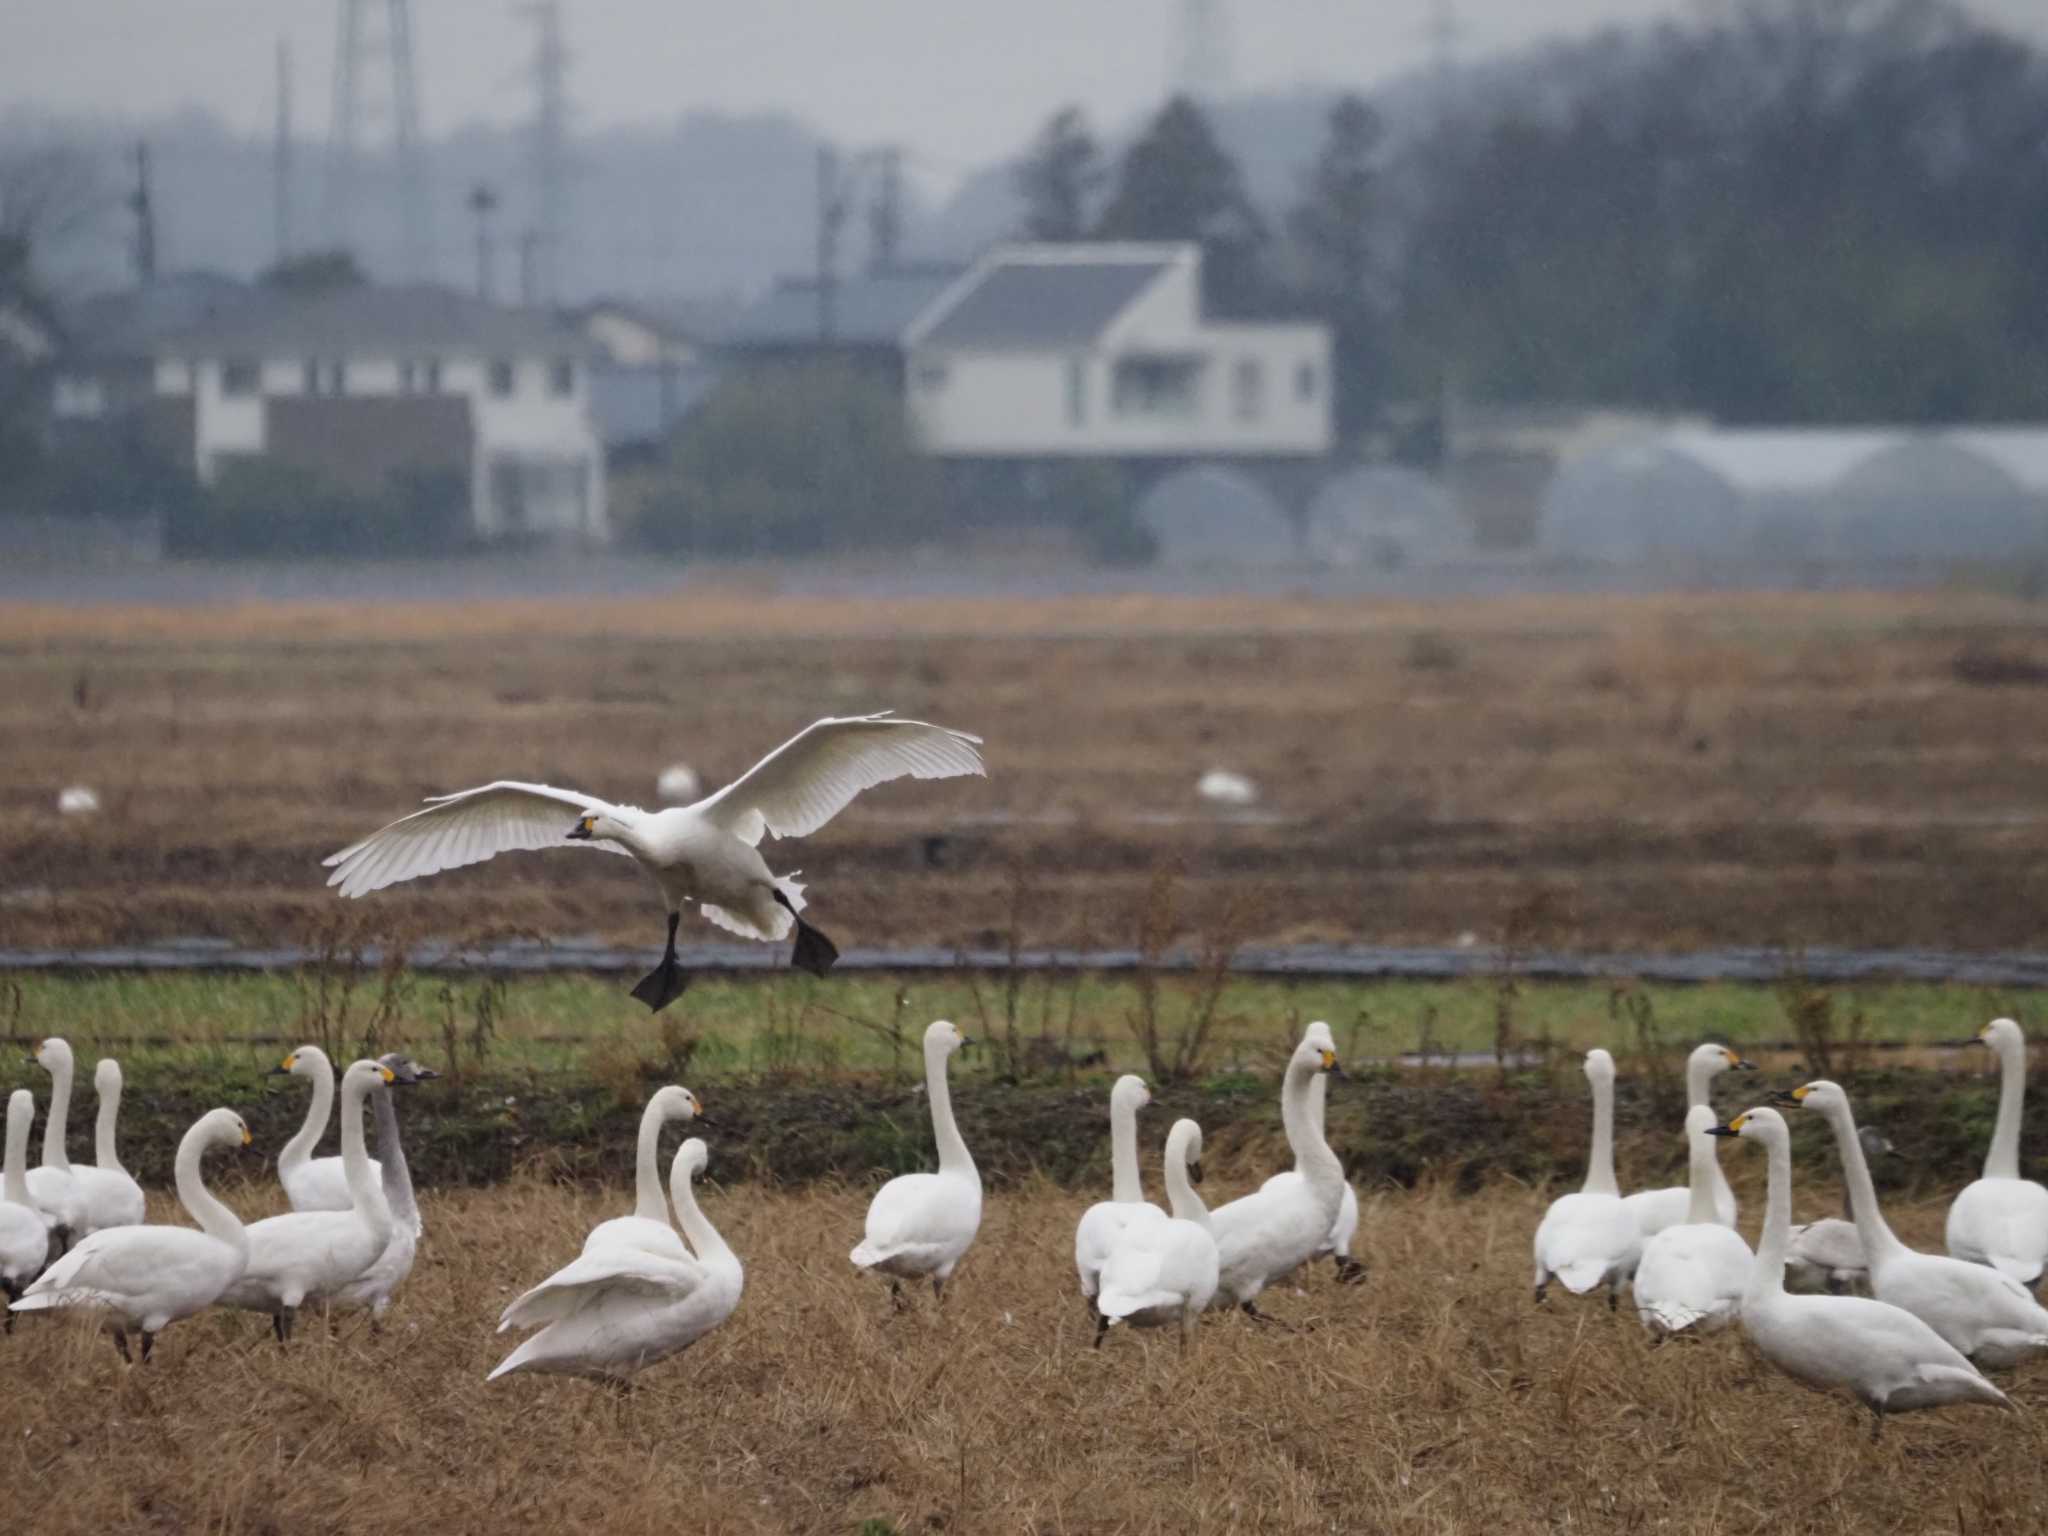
xmin=720 ymin=262 xmax=964 ymax=379
xmin=571 ymin=298 xmax=721 ymax=455
xmin=902 ymin=243 xmax=1332 ymax=462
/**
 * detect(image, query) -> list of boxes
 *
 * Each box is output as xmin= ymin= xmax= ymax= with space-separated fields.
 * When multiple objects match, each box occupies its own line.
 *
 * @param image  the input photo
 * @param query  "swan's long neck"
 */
xmin=338 ymin=1072 xmax=390 ymax=1238
xmin=3 ymin=1100 xmax=31 ymax=1206
xmin=1749 ymin=1131 xmax=1791 ymax=1300
xmin=1987 ymin=1036 xmax=2028 ymax=1181
xmin=1109 ymin=1092 xmax=1143 ymax=1204
xmin=177 ymin=1126 xmax=245 ymax=1255
xmin=369 ymin=1084 xmax=419 ymax=1230
xmin=1296 ymin=1070 xmax=1331 ymax=1172
xmin=1684 ymin=1123 xmax=1720 ymax=1225
xmin=1684 ymin=1052 xmax=1734 ymax=1211
xmin=927 ymin=1038 xmax=973 ymax=1177
xmin=671 ymin=1164 xmax=733 ymax=1266
xmin=1582 ymin=1068 xmax=1619 ymax=1197
xmin=95 ymin=1070 xmax=125 ymax=1173
xmin=1282 ymin=1056 xmax=1341 ymax=1190
xmin=632 ymin=1100 xmax=670 ymax=1223
xmin=282 ymin=1057 xmax=334 ymax=1171
xmin=1826 ymin=1101 xmax=1905 ymax=1265
xmin=41 ymin=1052 xmax=72 ymax=1171
xmin=1164 ymin=1136 xmax=1208 ymax=1229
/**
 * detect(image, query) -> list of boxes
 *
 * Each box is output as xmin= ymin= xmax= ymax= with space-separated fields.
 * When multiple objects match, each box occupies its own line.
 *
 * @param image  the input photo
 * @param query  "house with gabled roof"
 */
xmin=902 ymin=243 xmax=1331 ymax=462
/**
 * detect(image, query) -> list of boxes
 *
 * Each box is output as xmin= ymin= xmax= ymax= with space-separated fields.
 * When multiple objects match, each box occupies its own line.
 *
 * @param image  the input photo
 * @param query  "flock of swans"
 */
xmin=1537 ymin=1020 xmax=2048 ymax=1437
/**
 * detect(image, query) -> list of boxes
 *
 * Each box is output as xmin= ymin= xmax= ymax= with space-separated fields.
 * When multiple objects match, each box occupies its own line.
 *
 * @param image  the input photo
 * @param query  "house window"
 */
xmin=401 ymin=358 xmax=443 ymax=395
xmin=1233 ymin=359 xmax=1264 ymax=422
xmin=303 ymin=359 xmax=345 ymax=396
xmin=1295 ymin=361 xmax=1317 ymax=402
xmin=489 ymin=359 xmax=516 ymax=398
xmin=548 ymin=358 xmax=576 ymax=397
xmin=1111 ymin=355 xmax=1201 ymax=419
xmin=221 ymin=359 xmax=259 ymax=396
xmin=1065 ymin=358 xmax=1085 ymax=427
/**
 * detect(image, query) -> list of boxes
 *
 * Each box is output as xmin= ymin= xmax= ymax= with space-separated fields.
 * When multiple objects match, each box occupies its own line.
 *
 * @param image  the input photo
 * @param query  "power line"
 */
xmin=325 ymin=0 xmax=432 ymax=278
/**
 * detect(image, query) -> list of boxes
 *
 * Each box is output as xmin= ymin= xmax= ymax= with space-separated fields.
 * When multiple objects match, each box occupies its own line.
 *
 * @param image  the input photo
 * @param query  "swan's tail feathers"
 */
xmin=699 ymin=901 xmax=783 ymax=942
xmin=1990 ymin=1253 xmax=2044 ymax=1287
xmin=1554 ymin=1257 xmax=1615 ymax=1295
xmin=1915 ymin=1363 xmax=2012 ymax=1410
xmin=486 ymin=1337 xmax=541 ymax=1382
xmin=1639 ymin=1299 xmax=1707 ymax=1335
xmin=773 ymin=873 xmax=806 ymax=913
xmin=849 ymin=1240 xmax=888 ymax=1270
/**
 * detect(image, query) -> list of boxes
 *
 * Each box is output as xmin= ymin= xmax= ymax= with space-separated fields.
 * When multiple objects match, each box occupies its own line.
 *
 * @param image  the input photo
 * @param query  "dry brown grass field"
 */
xmin=6 ymin=587 xmax=2048 ymax=958
xmin=4 ymin=1166 xmax=2046 ymax=1536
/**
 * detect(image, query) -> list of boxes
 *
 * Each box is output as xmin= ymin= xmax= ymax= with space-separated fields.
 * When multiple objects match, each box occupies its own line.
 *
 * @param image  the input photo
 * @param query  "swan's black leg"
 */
xmin=112 ymin=1327 xmax=132 ymax=1364
xmin=630 ymin=912 xmax=691 ymax=1012
xmin=888 ymin=1280 xmax=907 ymax=1315
xmin=1 ymin=1278 xmax=15 ymax=1333
xmin=1092 ymin=1311 xmax=1110 ymax=1350
xmin=1333 ymin=1256 xmax=1368 ymax=1286
xmin=931 ymin=1274 xmax=948 ymax=1304
xmin=773 ymin=889 xmax=839 ymax=977
xmin=139 ymin=1330 xmax=155 ymax=1364
xmin=1241 ymin=1300 xmax=1295 ymax=1329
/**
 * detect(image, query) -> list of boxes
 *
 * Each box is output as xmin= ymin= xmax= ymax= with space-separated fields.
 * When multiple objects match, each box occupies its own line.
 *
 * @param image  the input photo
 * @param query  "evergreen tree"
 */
xmin=1013 ymin=107 xmax=1104 ymax=242
xmin=1288 ymin=93 xmax=1385 ymax=443
xmin=1095 ymin=95 xmax=1269 ymax=317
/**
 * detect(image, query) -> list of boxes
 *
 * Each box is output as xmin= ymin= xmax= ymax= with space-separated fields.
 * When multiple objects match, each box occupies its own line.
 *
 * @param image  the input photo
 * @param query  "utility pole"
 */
xmin=518 ymin=228 xmax=542 ymax=308
xmin=129 ymin=141 xmax=157 ymax=286
xmin=274 ymin=39 xmax=294 ymax=265
xmin=816 ymin=145 xmax=849 ymax=341
xmin=866 ymin=145 xmax=903 ymax=275
xmin=468 ymin=182 xmax=499 ymax=300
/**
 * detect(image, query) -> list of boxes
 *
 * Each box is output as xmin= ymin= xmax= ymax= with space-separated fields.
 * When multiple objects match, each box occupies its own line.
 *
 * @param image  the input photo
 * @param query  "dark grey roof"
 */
xmin=917 ymin=260 xmax=1169 ymax=348
xmin=63 ymin=273 xmax=259 ymax=361
xmin=723 ymin=265 xmax=963 ymax=351
xmin=156 ymin=284 xmax=587 ymax=358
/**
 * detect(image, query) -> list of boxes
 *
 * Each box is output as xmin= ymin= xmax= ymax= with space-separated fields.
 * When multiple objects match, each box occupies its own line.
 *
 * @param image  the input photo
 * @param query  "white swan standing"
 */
xmin=1255 ymin=1020 xmax=1365 ymax=1285
xmin=1708 ymin=1106 xmax=2008 ymax=1440
xmin=1946 ymin=1018 xmax=2048 ymax=1288
xmin=0 ymin=1091 xmax=50 ymax=1325
xmin=23 ymin=1037 xmax=86 ymax=1244
xmin=1533 ymin=1048 xmax=1641 ymax=1308
xmin=11 ymin=1107 xmax=254 ymax=1363
xmin=1785 ymin=1125 xmax=1899 ymax=1295
xmin=583 ymin=1086 xmax=705 ymax=1261
xmin=1073 ymin=1075 xmax=1161 ymax=1314
xmin=1777 ymin=1080 xmax=2048 ymax=1368
xmin=491 ymin=1138 xmax=744 ymax=1383
xmin=1632 ymin=1104 xmax=1753 ymax=1336
xmin=219 ymin=1058 xmax=396 ymax=1343
xmin=330 ymin=1054 xmax=437 ymax=1321
xmin=1621 ymin=1042 xmax=1754 ymax=1239
xmin=322 ymin=712 xmax=987 ymax=1011
xmin=1095 ymin=1118 xmax=1219 ymax=1351
xmin=272 ymin=1045 xmax=387 ymax=1214
xmin=1207 ymin=1031 xmax=1344 ymax=1322
xmin=67 ymin=1057 xmax=147 ymax=1233
xmin=851 ymin=1020 xmax=981 ymax=1305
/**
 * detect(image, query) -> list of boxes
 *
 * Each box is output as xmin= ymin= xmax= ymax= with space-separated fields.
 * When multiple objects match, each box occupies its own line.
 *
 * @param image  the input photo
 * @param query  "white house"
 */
xmin=902 ymin=243 xmax=1331 ymax=461
xmin=130 ymin=284 xmax=607 ymax=540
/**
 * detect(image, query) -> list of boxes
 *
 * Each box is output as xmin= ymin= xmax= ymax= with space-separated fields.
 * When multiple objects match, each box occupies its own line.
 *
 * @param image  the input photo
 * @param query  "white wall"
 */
xmin=191 ymin=359 xmax=266 ymax=482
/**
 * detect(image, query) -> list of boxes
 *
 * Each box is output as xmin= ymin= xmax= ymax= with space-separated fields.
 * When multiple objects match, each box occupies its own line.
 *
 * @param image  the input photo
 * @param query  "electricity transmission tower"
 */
xmin=516 ymin=0 xmax=570 ymax=306
xmin=327 ymin=0 xmax=432 ymax=278
xmin=1173 ymin=0 xmax=1234 ymax=103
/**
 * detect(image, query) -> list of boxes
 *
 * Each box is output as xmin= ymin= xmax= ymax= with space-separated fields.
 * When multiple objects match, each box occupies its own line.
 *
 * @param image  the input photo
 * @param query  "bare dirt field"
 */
xmin=5 ymin=587 xmax=2048 ymax=960
xmin=2 ymin=1171 xmax=2044 ymax=1536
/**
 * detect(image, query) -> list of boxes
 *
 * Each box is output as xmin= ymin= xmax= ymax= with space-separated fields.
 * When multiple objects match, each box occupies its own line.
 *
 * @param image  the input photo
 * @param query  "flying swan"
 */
xmin=322 ymin=712 xmax=987 ymax=1010
xmin=1709 ymin=1106 xmax=2009 ymax=1440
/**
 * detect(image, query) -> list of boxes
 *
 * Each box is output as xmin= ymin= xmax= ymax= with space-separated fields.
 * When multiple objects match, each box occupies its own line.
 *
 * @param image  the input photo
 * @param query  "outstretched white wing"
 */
xmin=695 ymin=712 xmax=985 ymax=848
xmin=323 ymin=781 xmax=636 ymax=898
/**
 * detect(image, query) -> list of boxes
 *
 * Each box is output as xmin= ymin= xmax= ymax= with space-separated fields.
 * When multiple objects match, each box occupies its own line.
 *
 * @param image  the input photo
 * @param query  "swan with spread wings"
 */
xmin=323 ymin=712 xmax=985 ymax=1011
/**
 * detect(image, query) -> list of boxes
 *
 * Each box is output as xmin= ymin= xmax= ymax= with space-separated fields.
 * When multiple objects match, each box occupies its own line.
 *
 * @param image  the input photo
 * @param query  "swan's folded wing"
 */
xmin=324 ymin=781 xmax=635 ymax=898
xmin=17 ymin=1229 xmax=207 ymax=1306
xmin=695 ymin=713 xmax=985 ymax=847
xmin=498 ymin=1247 xmax=707 ymax=1331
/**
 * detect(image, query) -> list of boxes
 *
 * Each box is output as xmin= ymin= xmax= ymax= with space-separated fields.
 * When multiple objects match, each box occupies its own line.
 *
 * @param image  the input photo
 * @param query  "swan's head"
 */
xmin=1705 ymin=1105 xmax=1787 ymax=1148
xmin=1583 ymin=1048 xmax=1616 ymax=1085
xmin=924 ymin=1019 xmax=970 ymax=1055
xmin=6 ymin=1088 xmax=31 ymax=1135
xmin=1693 ymin=1042 xmax=1755 ymax=1075
xmin=270 ymin=1045 xmax=332 ymax=1080
xmin=343 ymin=1059 xmax=399 ymax=1091
xmin=565 ymin=809 xmax=630 ymax=844
xmin=94 ymin=1058 xmax=122 ymax=1096
xmin=27 ymin=1037 xmax=72 ymax=1074
xmin=671 ymin=1137 xmax=709 ymax=1184
xmin=1168 ymin=1118 xmax=1204 ymax=1183
xmin=378 ymin=1052 xmax=440 ymax=1086
xmin=1110 ymin=1074 xmax=1151 ymax=1113
xmin=1967 ymin=1017 xmax=2026 ymax=1055
xmin=1770 ymin=1080 xmax=1848 ymax=1119
xmin=650 ymin=1085 xmax=705 ymax=1126
xmin=1302 ymin=1021 xmax=1336 ymax=1051
xmin=201 ymin=1107 xmax=255 ymax=1150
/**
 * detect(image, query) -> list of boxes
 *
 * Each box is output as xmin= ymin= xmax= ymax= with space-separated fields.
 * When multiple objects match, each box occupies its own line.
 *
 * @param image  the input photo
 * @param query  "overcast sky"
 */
xmin=11 ymin=1 xmax=2048 ymax=189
